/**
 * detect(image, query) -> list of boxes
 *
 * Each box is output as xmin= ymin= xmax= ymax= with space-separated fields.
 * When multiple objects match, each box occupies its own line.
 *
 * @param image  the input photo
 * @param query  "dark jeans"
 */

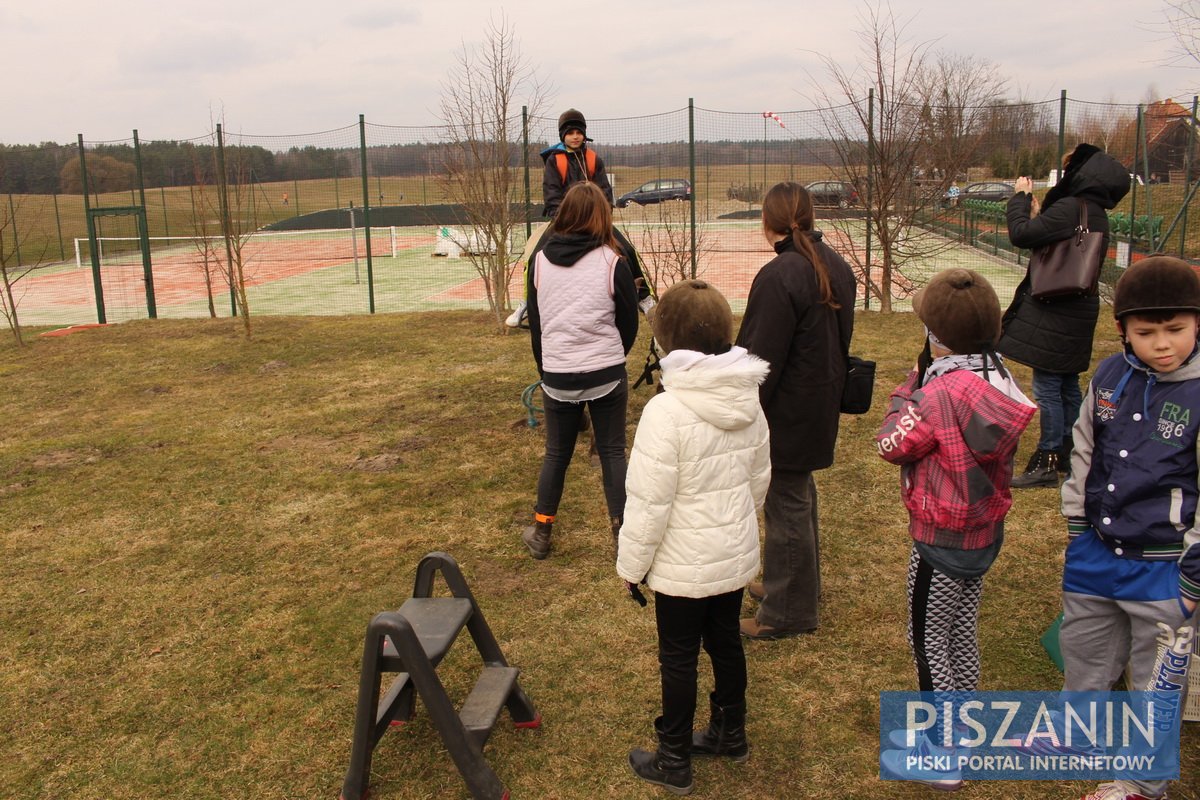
xmin=654 ymin=589 xmax=747 ymax=739
xmin=758 ymin=469 xmax=820 ymax=632
xmin=1031 ymin=369 xmax=1083 ymax=451
xmin=534 ymin=378 xmax=628 ymax=520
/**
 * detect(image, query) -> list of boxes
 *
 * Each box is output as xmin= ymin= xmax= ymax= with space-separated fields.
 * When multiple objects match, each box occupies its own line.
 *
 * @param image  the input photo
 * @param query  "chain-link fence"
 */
xmin=2 ymin=94 xmax=1196 ymax=327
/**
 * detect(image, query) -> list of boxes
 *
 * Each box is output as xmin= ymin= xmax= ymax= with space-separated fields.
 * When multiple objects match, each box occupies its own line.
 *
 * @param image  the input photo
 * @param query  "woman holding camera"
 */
xmin=998 ymin=143 xmax=1129 ymax=487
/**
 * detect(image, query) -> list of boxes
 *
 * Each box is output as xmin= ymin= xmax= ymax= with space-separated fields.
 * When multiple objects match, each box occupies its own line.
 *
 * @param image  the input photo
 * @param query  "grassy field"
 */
xmin=0 ymin=309 xmax=1196 ymax=800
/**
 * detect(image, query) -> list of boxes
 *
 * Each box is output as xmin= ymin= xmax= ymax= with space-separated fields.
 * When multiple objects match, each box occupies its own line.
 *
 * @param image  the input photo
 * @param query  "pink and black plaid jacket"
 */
xmin=876 ymin=369 xmax=1035 ymax=550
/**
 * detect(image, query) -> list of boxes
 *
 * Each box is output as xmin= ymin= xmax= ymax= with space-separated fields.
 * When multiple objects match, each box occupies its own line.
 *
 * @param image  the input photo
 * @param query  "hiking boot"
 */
xmin=521 ymin=516 xmax=553 ymax=560
xmin=739 ymin=617 xmax=811 ymax=640
xmin=629 ymin=717 xmax=693 ymax=795
xmin=747 ymin=582 xmax=765 ymax=602
xmin=1011 ymin=449 xmax=1060 ymax=488
xmin=691 ymin=695 xmax=749 ymax=763
xmin=1076 ymin=783 xmax=1153 ymax=800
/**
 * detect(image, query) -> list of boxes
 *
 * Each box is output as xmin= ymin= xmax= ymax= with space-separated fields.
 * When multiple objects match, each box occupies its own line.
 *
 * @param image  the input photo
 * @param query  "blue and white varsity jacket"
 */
xmin=1061 ymin=347 xmax=1200 ymax=602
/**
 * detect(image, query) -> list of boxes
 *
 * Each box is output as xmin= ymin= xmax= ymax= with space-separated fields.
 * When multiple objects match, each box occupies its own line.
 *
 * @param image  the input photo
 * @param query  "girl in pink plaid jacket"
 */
xmin=877 ymin=268 xmax=1035 ymax=692
xmin=875 ymin=269 xmax=1035 ymax=790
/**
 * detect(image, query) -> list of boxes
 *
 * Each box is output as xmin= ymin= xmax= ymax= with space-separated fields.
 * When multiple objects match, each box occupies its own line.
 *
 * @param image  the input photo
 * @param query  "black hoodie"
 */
xmin=526 ymin=233 xmax=639 ymax=389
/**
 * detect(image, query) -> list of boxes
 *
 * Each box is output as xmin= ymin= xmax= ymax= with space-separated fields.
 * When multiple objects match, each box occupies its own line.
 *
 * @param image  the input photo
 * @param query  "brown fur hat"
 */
xmin=651 ymin=279 xmax=734 ymax=355
xmin=911 ymin=268 xmax=1001 ymax=354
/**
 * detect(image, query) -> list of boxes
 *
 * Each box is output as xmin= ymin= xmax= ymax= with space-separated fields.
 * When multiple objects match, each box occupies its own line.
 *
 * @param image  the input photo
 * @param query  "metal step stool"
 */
xmin=339 ymin=552 xmax=540 ymax=800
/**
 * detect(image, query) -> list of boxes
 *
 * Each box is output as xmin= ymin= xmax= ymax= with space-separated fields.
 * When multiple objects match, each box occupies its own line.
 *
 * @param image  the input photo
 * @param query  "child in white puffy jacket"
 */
xmin=617 ymin=279 xmax=771 ymax=795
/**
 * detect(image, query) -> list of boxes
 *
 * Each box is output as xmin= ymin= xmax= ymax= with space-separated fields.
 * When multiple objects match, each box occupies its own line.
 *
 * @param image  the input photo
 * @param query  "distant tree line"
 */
xmin=0 ymin=98 xmax=1143 ymax=196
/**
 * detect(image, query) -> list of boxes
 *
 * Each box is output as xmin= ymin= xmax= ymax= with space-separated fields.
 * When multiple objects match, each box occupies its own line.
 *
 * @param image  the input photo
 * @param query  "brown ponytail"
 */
xmin=762 ymin=181 xmax=839 ymax=309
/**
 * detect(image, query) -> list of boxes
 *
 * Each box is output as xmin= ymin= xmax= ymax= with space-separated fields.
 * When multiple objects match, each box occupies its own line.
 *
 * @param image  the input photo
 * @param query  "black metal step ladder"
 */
xmin=339 ymin=552 xmax=540 ymax=800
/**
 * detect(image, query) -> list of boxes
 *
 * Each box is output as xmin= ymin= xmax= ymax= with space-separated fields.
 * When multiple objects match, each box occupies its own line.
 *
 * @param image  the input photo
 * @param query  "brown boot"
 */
xmin=521 ymin=514 xmax=554 ymax=560
xmin=747 ymin=582 xmax=765 ymax=602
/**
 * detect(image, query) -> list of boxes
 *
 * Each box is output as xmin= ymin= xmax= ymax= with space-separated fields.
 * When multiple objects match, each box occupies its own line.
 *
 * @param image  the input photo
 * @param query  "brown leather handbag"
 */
xmin=1028 ymin=199 xmax=1106 ymax=300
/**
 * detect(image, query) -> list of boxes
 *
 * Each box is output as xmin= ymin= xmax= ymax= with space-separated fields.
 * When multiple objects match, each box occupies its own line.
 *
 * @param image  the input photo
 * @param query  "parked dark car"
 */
xmin=805 ymin=180 xmax=859 ymax=208
xmin=616 ymin=178 xmax=692 ymax=208
xmin=947 ymin=181 xmax=1016 ymax=205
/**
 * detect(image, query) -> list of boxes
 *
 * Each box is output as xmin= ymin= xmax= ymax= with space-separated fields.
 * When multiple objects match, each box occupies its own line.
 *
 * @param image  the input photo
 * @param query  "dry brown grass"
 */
xmin=0 ymin=310 xmax=1195 ymax=799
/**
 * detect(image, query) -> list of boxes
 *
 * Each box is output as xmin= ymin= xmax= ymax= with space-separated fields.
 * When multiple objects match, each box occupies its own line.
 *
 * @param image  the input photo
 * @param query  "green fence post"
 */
xmin=293 ymin=177 xmax=300 ymax=217
xmin=689 ymin=98 xmax=697 ymax=279
xmin=78 ymin=134 xmax=106 ymax=324
xmin=160 ymin=186 xmax=170 ymax=237
xmin=52 ymin=193 xmax=65 ymax=261
xmin=1183 ymin=97 xmax=1198 ymax=258
xmin=523 ymin=105 xmax=531 ymax=240
xmin=1130 ymin=106 xmax=1143 ymax=261
xmin=133 ymin=130 xmax=156 ymax=318
xmin=358 ymin=114 xmax=375 ymax=314
xmin=1138 ymin=104 xmax=1157 ymax=253
xmin=865 ymin=87 xmax=874 ymax=311
xmin=7 ymin=194 xmax=22 ymax=266
xmin=1057 ymin=90 xmax=1067 ymax=176
xmin=215 ymin=124 xmax=237 ymax=317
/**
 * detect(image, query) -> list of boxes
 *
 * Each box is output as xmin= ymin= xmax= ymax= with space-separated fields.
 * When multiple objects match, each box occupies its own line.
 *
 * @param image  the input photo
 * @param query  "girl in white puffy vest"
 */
xmin=521 ymin=182 xmax=640 ymax=561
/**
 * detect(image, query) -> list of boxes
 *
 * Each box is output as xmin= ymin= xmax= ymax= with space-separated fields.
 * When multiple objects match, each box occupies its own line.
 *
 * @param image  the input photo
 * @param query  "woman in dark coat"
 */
xmin=734 ymin=182 xmax=856 ymax=639
xmin=998 ymin=143 xmax=1130 ymax=487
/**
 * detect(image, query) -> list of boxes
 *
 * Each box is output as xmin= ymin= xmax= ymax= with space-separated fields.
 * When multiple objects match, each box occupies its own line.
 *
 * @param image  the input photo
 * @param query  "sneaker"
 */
xmin=880 ymin=736 xmax=963 ymax=792
xmin=1077 ymin=783 xmax=1154 ymax=800
xmin=1012 ymin=709 xmax=1105 ymax=759
xmin=505 ymin=302 xmax=527 ymax=328
xmin=638 ymin=296 xmax=657 ymax=315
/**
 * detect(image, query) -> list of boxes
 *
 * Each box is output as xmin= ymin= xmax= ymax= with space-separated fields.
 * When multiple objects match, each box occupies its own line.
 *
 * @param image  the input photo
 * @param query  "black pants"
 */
xmin=534 ymin=379 xmax=628 ymax=520
xmin=654 ymin=589 xmax=747 ymax=739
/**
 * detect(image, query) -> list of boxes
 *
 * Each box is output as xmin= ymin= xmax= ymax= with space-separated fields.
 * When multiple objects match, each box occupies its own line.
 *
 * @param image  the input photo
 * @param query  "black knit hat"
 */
xmin=911 ymin=268 xmax=1001 ymax=354
xmin=1113 ymin=256 xmax=1200 ymax=319
xmin=558 ymin=108 xmax=592 ymax=142
xmin=651 ymin=279 xmax=733 ymax=355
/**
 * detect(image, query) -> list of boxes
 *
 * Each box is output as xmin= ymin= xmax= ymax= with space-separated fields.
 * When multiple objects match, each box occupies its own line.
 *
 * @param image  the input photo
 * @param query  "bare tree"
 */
xmin=622 ymin=202 xmax=713 ymax=296
xmin=220 ymin=141 xmax=258 ymax=338
xmin=810 ymin=2 xmax=1006 ymax=311
xmin=438 ymin=15 xmax=549 ymax=333
xmin=185 ymin=142 xmax=220 ymax=318
xmin=0 ymin=196 xmax=51 ymax=346
xmin=1162 ymin=0 xmax=1200 ymax=73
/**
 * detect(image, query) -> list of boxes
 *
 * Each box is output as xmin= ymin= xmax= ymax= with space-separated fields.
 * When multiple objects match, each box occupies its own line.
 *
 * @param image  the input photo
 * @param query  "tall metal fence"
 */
xmin=3 ymin=93 xmax=1197 ymax=327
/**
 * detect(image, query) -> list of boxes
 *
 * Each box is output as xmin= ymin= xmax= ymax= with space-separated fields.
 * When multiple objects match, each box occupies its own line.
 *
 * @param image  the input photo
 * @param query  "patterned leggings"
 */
xmin=907 ymin=546 xmax=984 ymax=693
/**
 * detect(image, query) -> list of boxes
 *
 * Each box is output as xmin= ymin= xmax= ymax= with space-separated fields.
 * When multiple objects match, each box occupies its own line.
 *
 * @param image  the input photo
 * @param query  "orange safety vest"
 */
xmin=554 ymin=149 xmax=597 ymax=185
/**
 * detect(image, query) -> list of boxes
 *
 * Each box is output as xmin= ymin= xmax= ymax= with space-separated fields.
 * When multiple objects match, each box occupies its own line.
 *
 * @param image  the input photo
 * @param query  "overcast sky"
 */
xmin=1 ymin=0 xmax=1193 ymax=145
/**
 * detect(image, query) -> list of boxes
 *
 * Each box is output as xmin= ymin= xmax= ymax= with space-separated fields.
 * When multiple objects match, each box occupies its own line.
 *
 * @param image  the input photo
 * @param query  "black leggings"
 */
xmin=654 ymin=589 xmax=747 ymax=738
xmin=534 ymin=378 xmax=628 ymax=520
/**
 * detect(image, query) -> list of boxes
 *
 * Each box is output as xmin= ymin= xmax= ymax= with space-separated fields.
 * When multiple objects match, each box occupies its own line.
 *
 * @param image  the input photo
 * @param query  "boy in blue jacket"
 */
xmin=1060 ymin=256 xmax=1200 ymax=800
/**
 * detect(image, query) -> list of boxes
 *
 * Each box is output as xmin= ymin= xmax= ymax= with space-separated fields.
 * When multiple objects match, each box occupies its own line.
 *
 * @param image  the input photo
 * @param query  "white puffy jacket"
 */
xmin=617 ymin=346 xmax=771 ymax=598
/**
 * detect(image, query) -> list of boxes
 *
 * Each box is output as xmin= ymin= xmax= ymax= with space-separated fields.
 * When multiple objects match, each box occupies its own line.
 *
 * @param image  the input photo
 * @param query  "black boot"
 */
xmin=521 ymin=517 xmax=553 ymax=560
xmin=1011 ymin=449 xmax=1060 ymax=488
xmin=629 ymin=717 xmax=693 ymax=795
xmin=691 ymin=695 xmax=749 ymax=762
